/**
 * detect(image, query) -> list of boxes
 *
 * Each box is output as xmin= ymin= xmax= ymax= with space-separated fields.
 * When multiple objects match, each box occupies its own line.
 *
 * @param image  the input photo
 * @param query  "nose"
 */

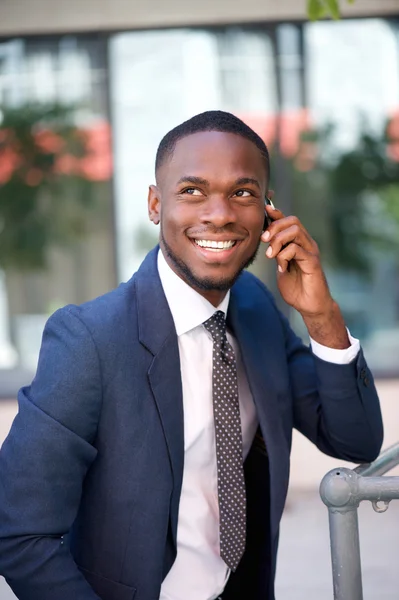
xmin=200 ymin=194 xmax=237 ymax=228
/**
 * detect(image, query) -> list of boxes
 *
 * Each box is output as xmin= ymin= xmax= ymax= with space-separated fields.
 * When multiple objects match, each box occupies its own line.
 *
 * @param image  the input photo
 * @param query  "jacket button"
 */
xmin=360 ymin=368 xmax=369 ymax=386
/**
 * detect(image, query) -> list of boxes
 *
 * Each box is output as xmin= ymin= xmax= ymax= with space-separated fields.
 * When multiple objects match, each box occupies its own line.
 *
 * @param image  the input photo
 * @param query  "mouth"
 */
xmin=193 ymin=239 xmax=238 ymax=252
xmin=189 ymin=237 xmax=243 ymax=261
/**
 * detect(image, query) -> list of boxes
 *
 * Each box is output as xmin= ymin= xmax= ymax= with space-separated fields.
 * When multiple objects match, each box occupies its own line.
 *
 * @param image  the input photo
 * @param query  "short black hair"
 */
xmin=155 ymin=110 xmax=270 ymax=179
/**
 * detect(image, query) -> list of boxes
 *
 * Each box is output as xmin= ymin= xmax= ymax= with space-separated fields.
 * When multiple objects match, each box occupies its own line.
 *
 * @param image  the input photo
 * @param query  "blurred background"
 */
xmin=0 ymin=0 xmax=398 ymax=598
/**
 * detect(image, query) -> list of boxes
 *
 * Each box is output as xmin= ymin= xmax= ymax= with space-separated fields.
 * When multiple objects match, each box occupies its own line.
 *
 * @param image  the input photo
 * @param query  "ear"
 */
xmin=148 ymin=185 xmax=161 ymax=225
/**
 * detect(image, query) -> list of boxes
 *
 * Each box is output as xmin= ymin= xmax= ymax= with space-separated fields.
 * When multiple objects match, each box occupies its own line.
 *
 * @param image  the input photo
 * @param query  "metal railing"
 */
xmin=319 ymin=442 xmax=399 ymax=600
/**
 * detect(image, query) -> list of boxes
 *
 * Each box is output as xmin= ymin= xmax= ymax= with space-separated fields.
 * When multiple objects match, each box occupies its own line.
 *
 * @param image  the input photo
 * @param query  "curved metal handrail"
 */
xmin=354 ymin=441 xmax=399 ymax=477
xmin=321 ymin=441 xmax=399 ymax=600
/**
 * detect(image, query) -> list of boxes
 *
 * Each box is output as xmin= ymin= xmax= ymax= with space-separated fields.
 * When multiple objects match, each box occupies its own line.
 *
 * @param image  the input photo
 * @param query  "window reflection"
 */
xmin=1 ymin=19 xmax=398 ymax=376
xmin=0 ymin=37 xmax=115 ymax=371
xmin=293 ymin=19 xmax=399 ymax=374
xmin=109 ymin=28 xmax=276 ymax=281
xmin=110 ymin=19 xmax=399 ymax=376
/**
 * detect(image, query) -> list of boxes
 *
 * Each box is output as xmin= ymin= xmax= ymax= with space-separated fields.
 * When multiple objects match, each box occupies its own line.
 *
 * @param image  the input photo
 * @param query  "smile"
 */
xmin=194 ymin=240 xmax=237 ymax=251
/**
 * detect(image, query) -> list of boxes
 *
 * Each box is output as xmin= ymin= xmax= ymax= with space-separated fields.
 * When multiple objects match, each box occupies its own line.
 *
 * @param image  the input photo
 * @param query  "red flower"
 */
xmin=54 ymin=154 xmax=78 ymax=176
xmin=387 ymin=111 xmax=399 ymax=162
xmin=0 ymin=120 xmax=113 ymax=184
xmin=35 ymin=129 xmax=65 ymax=154
xmin=0 ymin=147 xmax=21 ymax=185
xmin=237 ymin=109 xmax=312 ymax=158
xmin=25 ymin=168 xmax=43 ymax=187
xmin=77 ymin=121 xmax=113 ymax=181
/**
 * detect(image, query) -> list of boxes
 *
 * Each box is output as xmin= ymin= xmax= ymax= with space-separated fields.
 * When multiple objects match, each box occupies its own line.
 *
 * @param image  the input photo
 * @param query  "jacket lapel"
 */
xmin=135 ymin=248 xmax=184 ymax=547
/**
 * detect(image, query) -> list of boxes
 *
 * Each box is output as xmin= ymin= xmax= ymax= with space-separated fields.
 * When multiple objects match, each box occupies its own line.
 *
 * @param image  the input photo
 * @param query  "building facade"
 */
xmin=0 ymin=0 xmax=399 ymax=377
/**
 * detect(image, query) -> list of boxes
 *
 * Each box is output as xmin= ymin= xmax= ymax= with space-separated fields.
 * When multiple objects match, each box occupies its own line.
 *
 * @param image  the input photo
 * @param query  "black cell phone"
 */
xmin=263 ymin=196 xmax=275 ymax=231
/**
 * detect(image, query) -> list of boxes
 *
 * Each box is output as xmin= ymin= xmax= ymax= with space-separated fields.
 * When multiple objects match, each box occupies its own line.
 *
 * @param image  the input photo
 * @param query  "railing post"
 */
xmin=328 ymin=506 xmax=363 ymax=600
xmin=320 ymin=468 xmax=363 ymax=600
xmin=320 ymin=444 xmax=399 ymax=598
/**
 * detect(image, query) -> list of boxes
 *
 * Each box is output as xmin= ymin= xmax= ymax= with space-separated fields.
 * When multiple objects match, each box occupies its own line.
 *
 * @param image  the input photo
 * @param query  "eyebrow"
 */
xmin=234 ymin=177 xmax=261 ymax=190
xmin=176 ymin=176 xmax=261 ymax=189
xmin=176 ymin=176 xmax=209 ymax=186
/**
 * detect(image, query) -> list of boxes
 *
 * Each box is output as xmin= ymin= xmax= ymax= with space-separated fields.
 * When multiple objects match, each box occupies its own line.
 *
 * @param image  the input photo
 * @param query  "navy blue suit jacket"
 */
xmin=0 ymin=247 xmax=383 ymax=600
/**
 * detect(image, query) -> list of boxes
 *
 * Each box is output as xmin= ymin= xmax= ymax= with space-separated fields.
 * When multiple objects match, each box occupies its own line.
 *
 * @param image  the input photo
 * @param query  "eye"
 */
xmin=182 ymin=187 xmax=203 ymax=196
xmin=234 ymin=189 xmax=252 ymax=198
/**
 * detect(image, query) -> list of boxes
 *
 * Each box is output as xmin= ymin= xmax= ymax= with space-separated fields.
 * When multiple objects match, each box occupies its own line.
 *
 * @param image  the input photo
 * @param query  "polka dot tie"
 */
xmin=203 ymin=310 xmax=246 ymax=572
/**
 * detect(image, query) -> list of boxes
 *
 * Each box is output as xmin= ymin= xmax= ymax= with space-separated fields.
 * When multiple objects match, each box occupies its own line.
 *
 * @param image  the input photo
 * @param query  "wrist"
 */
xmin=300 ymin=299 xmax=337 ymax=324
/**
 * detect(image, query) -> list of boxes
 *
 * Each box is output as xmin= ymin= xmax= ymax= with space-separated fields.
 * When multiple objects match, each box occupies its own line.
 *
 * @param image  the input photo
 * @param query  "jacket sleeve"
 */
xmin=0 ymin=306 xmax=102 ymax=600
xmin=277 ymin=301 xmax=384 ymax=463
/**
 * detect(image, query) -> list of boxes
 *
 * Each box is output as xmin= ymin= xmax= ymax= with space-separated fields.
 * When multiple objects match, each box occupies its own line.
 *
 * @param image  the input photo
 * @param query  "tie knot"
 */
xmin=203 ymin=310 xmax=226 ymax=341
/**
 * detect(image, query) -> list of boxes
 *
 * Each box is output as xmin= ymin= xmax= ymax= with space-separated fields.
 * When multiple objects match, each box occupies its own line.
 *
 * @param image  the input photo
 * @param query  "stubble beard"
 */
xmin=160 ymin=226 xmax=261 ymax=292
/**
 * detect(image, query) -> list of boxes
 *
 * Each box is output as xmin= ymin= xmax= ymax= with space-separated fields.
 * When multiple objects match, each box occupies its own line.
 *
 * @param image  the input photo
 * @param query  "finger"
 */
xmin=264 ymin=203 xmax=284 ymax=221
xmin=261 ymin=213 xmax=293 ymax=241
xmin=262 ymin=215 xmax=316 ymax=251
xmin=276 ymin=244 xmax=304 ymax=274
xmin=265 ymin=215 xmax=302 ymax=237
xmin=274 ymin=243 xmax=317 ymax=274
xmin=265 ymin=223 xmax=316 ymax=256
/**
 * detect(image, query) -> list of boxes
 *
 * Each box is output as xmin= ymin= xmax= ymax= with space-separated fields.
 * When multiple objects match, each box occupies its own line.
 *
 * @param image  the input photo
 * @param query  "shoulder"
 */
xmin=47 ymin=275 xmax=139 ymax=343
xmin=80 ymin=275 xmax=137 ymax=315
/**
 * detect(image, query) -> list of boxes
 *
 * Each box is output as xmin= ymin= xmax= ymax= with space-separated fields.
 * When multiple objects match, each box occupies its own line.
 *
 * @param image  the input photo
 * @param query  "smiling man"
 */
xmin=0 ymin=111 xmax=383 ymax=600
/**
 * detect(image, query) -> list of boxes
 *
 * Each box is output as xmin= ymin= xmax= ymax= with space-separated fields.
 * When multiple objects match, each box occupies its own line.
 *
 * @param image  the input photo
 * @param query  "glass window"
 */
xmin=290 ymin=18 xmax=399 ymax=375
xmin=110 ymin=19 xmax=399 ymax=377
xmin=109 ymin=26 xmax=277 ymax=282
xmin=0 ymin=36 xmax=115 ymax=371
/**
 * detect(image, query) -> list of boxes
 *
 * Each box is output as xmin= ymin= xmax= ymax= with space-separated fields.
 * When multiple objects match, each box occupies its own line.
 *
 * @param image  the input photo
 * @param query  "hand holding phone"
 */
xmin=260 ymin=199 xmax=349 ymax=350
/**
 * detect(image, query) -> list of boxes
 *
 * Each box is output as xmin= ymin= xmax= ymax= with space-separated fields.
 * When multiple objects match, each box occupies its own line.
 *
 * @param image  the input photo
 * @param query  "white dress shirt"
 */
xmin=157 ymin=249 xmax=359 ymax=600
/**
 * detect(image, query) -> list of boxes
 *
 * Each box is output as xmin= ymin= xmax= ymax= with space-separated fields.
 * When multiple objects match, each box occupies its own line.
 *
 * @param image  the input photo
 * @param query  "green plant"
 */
xmin=0 ymin=103 xmax=112 ymax=270
xmin=293 ymin=116 xmax=399 ymax=275
xmin=307 ymin=0 xmax=356 ymax=20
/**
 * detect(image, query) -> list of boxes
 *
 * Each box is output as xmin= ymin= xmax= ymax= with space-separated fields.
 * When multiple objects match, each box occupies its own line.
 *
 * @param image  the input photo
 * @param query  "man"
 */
xmin=0 ymin=111 xmax=383 ymax=600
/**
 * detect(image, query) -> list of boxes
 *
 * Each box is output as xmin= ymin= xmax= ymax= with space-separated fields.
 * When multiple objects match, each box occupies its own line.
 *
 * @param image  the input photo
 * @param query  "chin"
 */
xmin=188 ymin=266 xmax=242 ymax=292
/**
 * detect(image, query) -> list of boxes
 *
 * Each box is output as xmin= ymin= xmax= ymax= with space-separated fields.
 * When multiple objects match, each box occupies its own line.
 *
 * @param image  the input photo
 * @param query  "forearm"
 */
xmin=0 ymin=386 xmax=99 ymax=599
xmin=280 ymin=305 xmax=383 ymax=462
xmin=311 ymin=350 xmax=383 ymax=462
xmin=301 ymin=300 xmax=350 ymax=349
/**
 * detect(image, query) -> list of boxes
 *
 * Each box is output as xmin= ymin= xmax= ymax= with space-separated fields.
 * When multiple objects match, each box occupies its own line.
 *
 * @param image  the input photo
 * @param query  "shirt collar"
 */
xmin=157 ymin=248 xmax=230 ymax=336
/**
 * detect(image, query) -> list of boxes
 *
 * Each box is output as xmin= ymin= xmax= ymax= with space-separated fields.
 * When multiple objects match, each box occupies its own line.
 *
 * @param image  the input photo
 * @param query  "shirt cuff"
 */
xmin=310 ymin=329 xmax=360 ymax=365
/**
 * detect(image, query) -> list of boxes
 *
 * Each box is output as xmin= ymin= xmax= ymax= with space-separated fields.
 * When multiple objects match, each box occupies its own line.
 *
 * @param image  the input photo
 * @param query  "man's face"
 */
xmin=149 ymin=131 xmax=268 ymax=303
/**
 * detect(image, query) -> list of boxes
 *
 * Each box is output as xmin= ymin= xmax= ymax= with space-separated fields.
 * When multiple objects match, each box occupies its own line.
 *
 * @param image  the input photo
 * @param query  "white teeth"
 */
xmin=194 ymin=239 xmax=236 ymax=250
